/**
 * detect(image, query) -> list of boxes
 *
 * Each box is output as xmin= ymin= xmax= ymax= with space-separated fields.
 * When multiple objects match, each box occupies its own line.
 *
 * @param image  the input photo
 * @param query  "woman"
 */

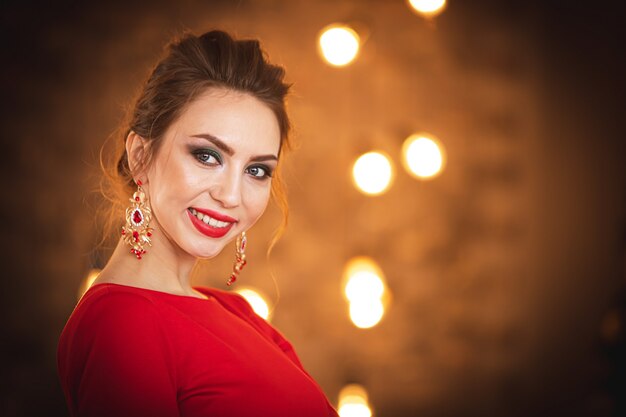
xmin=57 ymin=30 xmax=339 ymax=417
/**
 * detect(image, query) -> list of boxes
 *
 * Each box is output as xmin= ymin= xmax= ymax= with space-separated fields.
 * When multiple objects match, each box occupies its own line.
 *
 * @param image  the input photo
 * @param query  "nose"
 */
xmin=209 ymin=169 xmax=243 ymax=208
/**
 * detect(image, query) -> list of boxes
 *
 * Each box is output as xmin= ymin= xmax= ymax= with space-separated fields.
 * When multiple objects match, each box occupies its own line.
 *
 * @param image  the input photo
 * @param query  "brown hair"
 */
xmin=99 ymin=30 xmax=292 ymax=255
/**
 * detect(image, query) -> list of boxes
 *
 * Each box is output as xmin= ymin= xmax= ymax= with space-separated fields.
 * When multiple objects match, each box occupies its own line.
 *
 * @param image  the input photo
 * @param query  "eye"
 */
xmin=246 ymin=165 xmax=272 ymax=179
xmin=193 ymin=149 xmax=221 ymax=165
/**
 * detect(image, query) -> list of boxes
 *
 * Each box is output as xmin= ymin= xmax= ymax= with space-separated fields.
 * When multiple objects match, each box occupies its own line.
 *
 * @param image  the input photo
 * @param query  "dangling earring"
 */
xmin=121 ymin=179 xmax=153 ymax=260
xmin=227 ymin=232 xmax=247 ymax=286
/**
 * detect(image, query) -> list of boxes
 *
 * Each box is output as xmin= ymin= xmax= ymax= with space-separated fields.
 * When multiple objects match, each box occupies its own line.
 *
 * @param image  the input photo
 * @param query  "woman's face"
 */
xmin=143 ymin=88 xmax=281 ymax=259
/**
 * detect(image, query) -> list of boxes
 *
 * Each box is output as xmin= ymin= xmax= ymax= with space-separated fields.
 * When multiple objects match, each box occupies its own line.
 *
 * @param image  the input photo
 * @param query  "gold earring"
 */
xmin=227 ymin=232 xmax=247 ymax=286
xmin=121 ymin=180 xmax=154 ymax=259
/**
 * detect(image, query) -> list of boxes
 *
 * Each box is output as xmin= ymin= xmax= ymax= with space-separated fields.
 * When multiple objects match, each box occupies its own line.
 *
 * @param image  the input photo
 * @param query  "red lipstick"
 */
xmin=191 ymin=207 xmax=237 ymax=223
xmin=187 ymin=208 xmax=236 ymax=238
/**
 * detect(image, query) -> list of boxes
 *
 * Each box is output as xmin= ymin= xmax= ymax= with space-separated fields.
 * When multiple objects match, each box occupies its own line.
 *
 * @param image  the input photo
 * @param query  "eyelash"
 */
xmin=247 ymin=165 xmax=273 ymax=179
xmin=191 ymin=148 xmax=273 ymax=180
xmin=192 ymin=149 xmax=221 ymax=165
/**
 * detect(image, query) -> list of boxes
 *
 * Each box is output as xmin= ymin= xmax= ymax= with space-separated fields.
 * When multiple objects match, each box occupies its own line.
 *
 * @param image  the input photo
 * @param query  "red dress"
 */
xmin=57 ymin=283 xmax=339 ymax=417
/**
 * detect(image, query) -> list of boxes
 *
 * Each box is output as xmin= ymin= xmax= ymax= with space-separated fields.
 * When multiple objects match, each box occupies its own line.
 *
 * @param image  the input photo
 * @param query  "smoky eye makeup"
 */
xmin=187 ymin=142 xmax=275 ymax=179
xmin=246 ymin=164 xmax=274 ymax=179
xmin=189 ymin=145 xmax=222 ymax=165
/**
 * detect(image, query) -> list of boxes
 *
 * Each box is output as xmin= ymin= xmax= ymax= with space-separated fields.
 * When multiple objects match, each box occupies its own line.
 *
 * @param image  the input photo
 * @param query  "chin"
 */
xmin=196 ymin=252 xmax=222 ymax=261
xmin=190 ymin=244 xmax=227 ymax=260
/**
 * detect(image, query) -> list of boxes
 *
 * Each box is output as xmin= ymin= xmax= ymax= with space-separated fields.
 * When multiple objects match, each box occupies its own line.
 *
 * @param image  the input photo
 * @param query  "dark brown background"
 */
xmin=1 ymin=0 xmax=625 ymax=416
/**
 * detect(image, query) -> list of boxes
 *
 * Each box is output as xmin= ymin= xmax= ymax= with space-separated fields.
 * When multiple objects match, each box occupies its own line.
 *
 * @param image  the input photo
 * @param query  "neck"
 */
xmin=98 ymin=224 xmax=201 ymax=297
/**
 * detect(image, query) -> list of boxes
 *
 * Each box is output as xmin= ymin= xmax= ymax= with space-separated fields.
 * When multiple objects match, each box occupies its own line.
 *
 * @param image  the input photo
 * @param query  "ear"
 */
xmin=125 ymin=131 xmax=150 ymax=181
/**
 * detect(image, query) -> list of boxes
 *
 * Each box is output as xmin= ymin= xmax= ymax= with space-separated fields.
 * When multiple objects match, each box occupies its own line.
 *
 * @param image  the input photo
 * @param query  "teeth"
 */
xmin=189 ymin=208 xmax=232 ymax=228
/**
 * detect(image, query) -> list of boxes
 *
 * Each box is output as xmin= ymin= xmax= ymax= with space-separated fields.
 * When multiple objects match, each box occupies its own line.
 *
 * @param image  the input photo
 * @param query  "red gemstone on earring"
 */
xmin=137 ymin=180 xmax=142 ymax=186
xmin=227 ymin=275 xmax=236 ymax=286
xmin=132 ymin=209 xmax=142 ymax=224
xmin=147 ymin=232 xmax=152 ymax=237
xmin=121 ymin=229 xmax=126 ymax=235
xmin=135 ymin=196 xmax=140 ymax=202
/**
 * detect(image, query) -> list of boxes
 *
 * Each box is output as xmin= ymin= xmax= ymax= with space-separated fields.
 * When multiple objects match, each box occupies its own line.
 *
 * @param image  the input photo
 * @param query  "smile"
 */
xmin=189 ymin=208 xmax=232 ymax=228
xmin=187 ymin=207 xmax=237 ymax=238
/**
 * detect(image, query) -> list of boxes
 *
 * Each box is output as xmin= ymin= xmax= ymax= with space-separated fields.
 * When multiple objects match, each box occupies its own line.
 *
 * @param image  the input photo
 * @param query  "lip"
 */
xmin=187 ymin=208 xmax=236 ymax=238
xmin=190 ymin=207 xmax=238 ymax=223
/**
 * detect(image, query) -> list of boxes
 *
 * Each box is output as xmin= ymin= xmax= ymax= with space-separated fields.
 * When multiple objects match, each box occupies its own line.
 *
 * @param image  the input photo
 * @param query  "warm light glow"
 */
xmin=343 ymin=257 xmax=388 ymax=328
xmin=319 ymin=25 xmax=360 ymax=67
xmin=350 ymin=299 xmax=385 ymax=329
xmin=343 ymin=257 xmax=385 ymax=298
xmin=235 ymin=287 xmax=271 ymax=321
xmin=352 ymin=151 xmax=394 ymax=195
xmin=78 ymin=269 xmax=100 ymax=300
xmin=407 ymin=0 xmax=447 ymax=17
xmin=345 ymin=271 xmax=385 ymax=303
xmin=402 ymin=133 xmax=446 ymax=179
xmin=338 ymin=384 xmax=372 ymax=417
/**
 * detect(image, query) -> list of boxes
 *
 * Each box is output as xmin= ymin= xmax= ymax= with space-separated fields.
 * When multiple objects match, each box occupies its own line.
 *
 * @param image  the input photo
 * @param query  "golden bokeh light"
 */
xmin=407 ymin=0 xmax=447 ymax=17
xmin=338 ymin=384 xmax=373 ymax=417
xmin=318 ymin=25 xmax=360 ymax=67
xmin=342 ymin=257 xmax=385 ymax=300
xmin=342 ymin=257 xmax=384 ymax=281
xmin=352 ymin=151 xmax=394 ymax=196
xmin=345 ymin=271 xmax=385 ymax=303
xmin=78 ymin=269 xmax=100 ymax=301
xmin=235 ymin=287 xmax=272 ymax=321
xmin=342 ymin=257 xmax=389 ymax=329
xmin=349 ymin=299 xmax=385 ymax=329
xmin=401 ymin=133 xmax=446 ymax=179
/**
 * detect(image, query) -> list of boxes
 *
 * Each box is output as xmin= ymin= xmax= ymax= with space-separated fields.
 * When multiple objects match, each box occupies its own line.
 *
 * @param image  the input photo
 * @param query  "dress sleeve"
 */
xmin=63 ymin=291 xmax=179 ymax=417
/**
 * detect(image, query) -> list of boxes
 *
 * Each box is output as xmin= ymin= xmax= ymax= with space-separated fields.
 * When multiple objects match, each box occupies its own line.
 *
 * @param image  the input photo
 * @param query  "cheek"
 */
xmin=152 ymin=152 xmax=200 ymax=191
xmin=243 ymin=183 xmax=272 ymax=221
xmin=147 ymin=154 xmax=201 ymax=210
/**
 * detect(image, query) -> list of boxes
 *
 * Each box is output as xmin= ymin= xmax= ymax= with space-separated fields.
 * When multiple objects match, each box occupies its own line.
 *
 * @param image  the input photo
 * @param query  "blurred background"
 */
xmin=1 ymin=0 xmax=625 ymax=416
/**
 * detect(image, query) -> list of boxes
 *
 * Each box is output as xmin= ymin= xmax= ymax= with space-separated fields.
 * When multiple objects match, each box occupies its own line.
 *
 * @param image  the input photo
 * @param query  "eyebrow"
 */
xmin=190 ymin=133 xmax=278 ymax=163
